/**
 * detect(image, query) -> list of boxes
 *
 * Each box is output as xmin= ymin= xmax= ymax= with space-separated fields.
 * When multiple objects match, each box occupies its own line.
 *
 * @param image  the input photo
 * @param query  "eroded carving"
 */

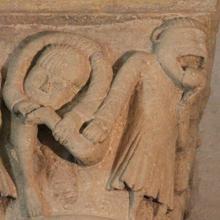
xmin=0 ymin=17 xmax=212 ymax=220
xmin=84 ymin=18 xmax=208 ymax=220
xmin=2 ymin=32 xmax=113 ymax=218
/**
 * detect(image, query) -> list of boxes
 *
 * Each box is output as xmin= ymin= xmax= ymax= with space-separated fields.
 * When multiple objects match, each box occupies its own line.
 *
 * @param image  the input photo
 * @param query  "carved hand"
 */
xmin=13 ymin=99 xmax=41 ymax=119
xmin=182 ymin=68 xmax=207 ymax=90
xmin=53 ymin=116 xmax=78 ymax=146
xmin=25 ymin=106 xmax=60 ymax=128
xmin=82 ymin=118 xmax=110 ymax=144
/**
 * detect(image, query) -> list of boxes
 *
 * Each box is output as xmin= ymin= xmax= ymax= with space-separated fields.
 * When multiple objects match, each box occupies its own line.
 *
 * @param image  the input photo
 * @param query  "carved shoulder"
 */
xmin=126 ymin=52 xmax=156 ymax=66
xmin=117 ymin=51 xmax=157 ymax=81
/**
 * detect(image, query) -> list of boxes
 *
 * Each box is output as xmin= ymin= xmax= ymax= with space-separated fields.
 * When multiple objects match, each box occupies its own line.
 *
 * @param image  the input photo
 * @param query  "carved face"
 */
xmin=24 ymin=47 xmax=91 ymax=109
xmin=153 ymin=27 xmax=207 ymax=88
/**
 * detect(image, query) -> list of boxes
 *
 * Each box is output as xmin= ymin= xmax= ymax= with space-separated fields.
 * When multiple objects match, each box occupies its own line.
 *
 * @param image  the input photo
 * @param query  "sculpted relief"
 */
xmin=0 ymin=17 xmax=209 ymax=220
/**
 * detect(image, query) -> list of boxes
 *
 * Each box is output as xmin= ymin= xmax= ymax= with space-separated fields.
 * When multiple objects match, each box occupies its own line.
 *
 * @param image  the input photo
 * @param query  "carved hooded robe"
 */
xmin=106 ymin=52 xmax=183 ymax=210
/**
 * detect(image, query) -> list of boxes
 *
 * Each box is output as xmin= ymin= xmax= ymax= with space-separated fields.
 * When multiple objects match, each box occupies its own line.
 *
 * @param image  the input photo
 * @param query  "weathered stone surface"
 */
xmin=0 ymin=1 xmax=219 ymax=220
xmin=188 ymin=30 xmax=220 ymax=220
xmin=0 ymin=0 xmax=218 ymax=12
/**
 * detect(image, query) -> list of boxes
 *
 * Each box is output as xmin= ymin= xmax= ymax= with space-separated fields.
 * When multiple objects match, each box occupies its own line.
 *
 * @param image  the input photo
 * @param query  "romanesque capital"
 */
xmin=0 ymin=1 xmax=219 ymax=220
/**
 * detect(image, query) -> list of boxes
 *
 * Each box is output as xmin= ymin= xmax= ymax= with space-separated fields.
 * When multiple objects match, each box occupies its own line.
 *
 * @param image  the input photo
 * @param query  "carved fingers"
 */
xmin=25 ymin=106 xmax=60 ymax=129
xmin=82 ymin=119 xmax=109 ymax=144
xmin=13 ymin=99 xmax=41 ymax=120
xmin=53 ymin=117 xmax=77 ymax=146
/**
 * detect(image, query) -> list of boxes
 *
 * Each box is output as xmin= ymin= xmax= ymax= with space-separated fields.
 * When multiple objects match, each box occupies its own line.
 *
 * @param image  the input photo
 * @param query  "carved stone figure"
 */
xmin=0 ymin=19 xmax=208 ymax=219
xmin=0 ymin=2 xmax=218 ymax=219
xmin=83 ymin=17 xmax=208 ymax=220
xmin=3 ymin=32 xmax=113 ymax=218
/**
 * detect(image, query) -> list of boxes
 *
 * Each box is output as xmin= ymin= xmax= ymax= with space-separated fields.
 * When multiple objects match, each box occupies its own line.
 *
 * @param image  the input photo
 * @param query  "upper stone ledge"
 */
xmin=0 ymin=0 xmax=218 ymax=14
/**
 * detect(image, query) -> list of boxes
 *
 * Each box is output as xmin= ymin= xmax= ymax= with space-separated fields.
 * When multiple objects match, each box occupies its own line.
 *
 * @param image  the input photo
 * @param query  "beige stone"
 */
xmin=0 ymin=1 xmax=219 ymax=220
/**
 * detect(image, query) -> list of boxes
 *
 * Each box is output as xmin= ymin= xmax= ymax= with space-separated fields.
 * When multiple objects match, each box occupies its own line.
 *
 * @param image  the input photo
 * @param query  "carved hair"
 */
xmin=151 ymin=17 xmax=206 ymax=43
xmin=3 ymin=32 xmax=113 ymax=111
xmin=36 ymin=44 xmax=90 ymax=89
xmin=37 ymin=45 xmax=82 ymax=74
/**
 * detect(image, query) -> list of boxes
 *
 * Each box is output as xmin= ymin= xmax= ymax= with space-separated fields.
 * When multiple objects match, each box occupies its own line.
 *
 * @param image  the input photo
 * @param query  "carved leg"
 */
xmin=154 ymin=204 xmax=169 ymax=220
xmin=0 ymin=202 xmax=6 ymax=220
xmin=129 ymin=190 xmax=173 ymax=220
xmin=129 ymin=191 xmax=154 ymax=220
xmin=9 ymin=115 xmax=44 ymax=218
xmin=168 ymin=192 xmax=190 ymax=220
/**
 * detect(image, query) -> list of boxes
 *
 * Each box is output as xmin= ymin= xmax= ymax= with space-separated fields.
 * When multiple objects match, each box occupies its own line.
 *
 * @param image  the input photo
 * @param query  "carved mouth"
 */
xmin=177 ymin=55 xmax=205 ymax=71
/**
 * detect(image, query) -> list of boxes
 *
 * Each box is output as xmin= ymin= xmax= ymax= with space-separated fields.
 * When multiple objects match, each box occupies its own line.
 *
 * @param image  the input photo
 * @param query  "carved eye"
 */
xmin=177 ymin=55 xmax=205 ymax=71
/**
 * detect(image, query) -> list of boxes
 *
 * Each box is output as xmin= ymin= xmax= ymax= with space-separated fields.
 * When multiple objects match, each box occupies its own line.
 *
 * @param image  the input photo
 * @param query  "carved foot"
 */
xmin=23 ymin=188 xmax=43 ymax=218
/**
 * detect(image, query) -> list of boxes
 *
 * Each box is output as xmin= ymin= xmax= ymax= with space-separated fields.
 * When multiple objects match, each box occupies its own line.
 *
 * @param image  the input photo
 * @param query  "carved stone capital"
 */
xmin=0 ymin=1 xmax=219 ymax=220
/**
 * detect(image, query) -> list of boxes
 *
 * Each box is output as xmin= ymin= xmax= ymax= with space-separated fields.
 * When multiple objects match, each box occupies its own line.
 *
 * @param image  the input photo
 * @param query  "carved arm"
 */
xmin=83 ymin=52 xmax=154 ymax=143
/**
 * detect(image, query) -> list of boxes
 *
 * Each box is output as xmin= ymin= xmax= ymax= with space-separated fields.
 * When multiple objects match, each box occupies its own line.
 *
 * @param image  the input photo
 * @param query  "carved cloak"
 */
xmin=108 ymin=55 xmax=182 ymax=210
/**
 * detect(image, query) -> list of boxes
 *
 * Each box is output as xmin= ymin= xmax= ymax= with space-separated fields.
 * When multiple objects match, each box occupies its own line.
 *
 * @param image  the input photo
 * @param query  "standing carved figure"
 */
xmin=83 ymin=18 xmax=208 ymax=220
xmin=3 ymin=32 xmax=113 ymax=218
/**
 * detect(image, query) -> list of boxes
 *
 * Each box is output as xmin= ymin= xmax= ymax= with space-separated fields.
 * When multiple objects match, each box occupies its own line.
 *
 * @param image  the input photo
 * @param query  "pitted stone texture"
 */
xmin=0 ymin=1 xmax=219 ymax=220
xmin=0 ymin=0 xmax=218 ymax=13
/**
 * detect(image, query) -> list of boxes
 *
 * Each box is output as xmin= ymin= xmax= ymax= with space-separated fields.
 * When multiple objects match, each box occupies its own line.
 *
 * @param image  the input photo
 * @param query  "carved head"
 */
xmin=151 ymin=18 xmax=208 ymax=89
xmin=24 ymin=45 xmax=91 ymax=110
